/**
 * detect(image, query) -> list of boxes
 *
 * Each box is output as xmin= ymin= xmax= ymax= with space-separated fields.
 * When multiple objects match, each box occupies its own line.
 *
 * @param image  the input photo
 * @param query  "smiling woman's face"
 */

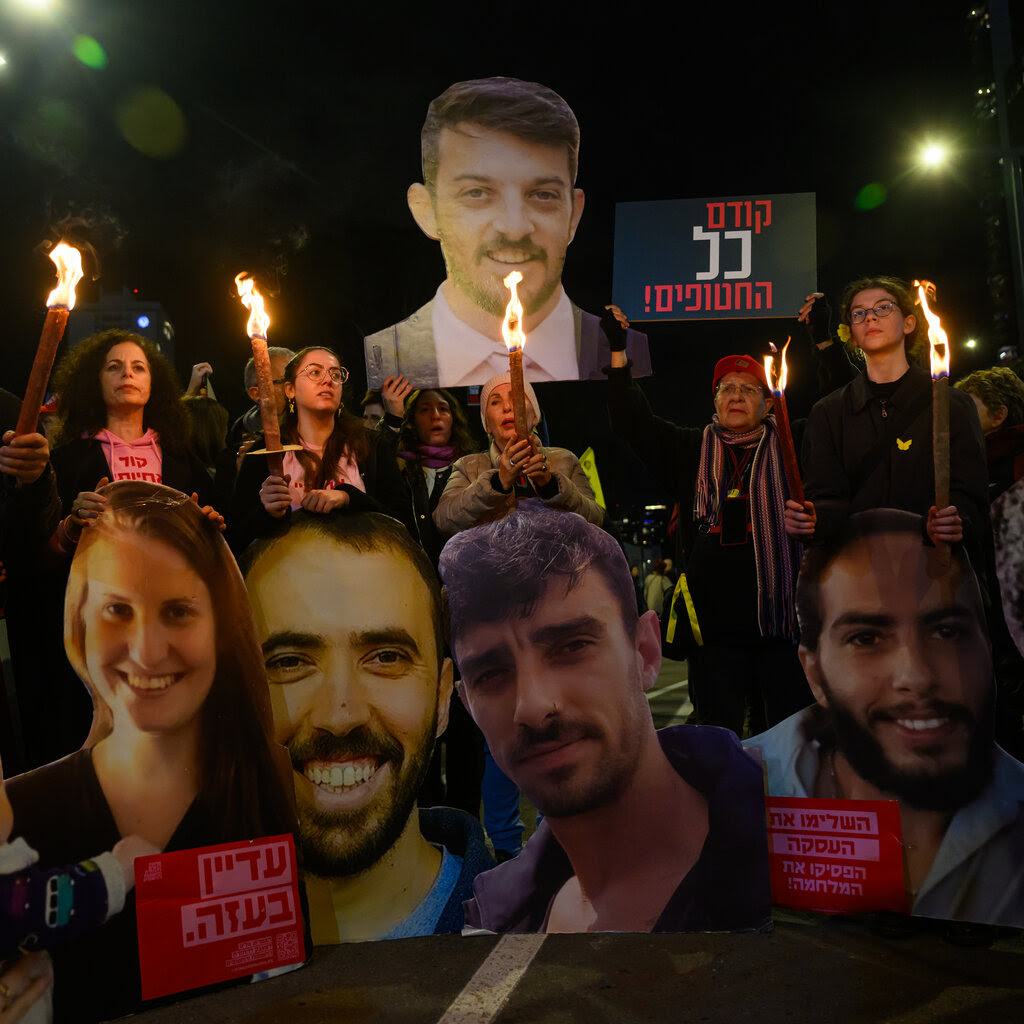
xmin=79 ymin=532 xmax=217 ymax=737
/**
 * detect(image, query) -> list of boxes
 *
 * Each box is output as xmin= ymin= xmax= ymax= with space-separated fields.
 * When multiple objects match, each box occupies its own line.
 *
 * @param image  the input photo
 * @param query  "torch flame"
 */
xmin=915 ymin=280 xmax=950 ymax=379
xmin=501 ymin=270 xmax=525 ymax=353
xmin=763 ymin=336 xmax=791 ymax=395
xmin=235 ymin=272 xmax=270 ymax=340
xmin=46 ymin=243 xmax=84 ymax=311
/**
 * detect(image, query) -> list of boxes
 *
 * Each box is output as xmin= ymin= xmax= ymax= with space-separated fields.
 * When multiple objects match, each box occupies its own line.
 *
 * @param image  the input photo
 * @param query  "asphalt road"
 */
xmin=135 ymin=914 xmax=1024 ymax=1023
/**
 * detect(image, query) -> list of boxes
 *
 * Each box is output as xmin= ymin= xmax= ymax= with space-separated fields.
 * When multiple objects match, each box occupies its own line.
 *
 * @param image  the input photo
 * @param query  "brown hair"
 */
xmin=839 ymin=276 xmax=926 ymax=365
xmin=955 ymin=367 xmax=1024 ymax=427
xmin=65 ymin=481 xmax=295 ymax=842
xmin=53 ymin=330 xmax=188 ymax=451
xmin=280 ymin=347 xmax=370 ymax=489
xmin=421 ymin=77 xmax=580 ymax=190
xmin=400 ymin=388 xmax=477 ymax=460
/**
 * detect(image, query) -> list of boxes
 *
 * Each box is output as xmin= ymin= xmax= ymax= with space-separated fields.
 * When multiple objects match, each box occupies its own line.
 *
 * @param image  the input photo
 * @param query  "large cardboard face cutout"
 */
xmin=747 ymin=512 xmax=1024 ymax=929
xmin=2 ymin=482 xmax=302 ymax=1020
xmin=440 ymin=502 xmax=772 ymax=934
xmin=242 ymin=513 xmax=459 ymax=944
xmin=364 ymin=76 xmax=651 ymax=389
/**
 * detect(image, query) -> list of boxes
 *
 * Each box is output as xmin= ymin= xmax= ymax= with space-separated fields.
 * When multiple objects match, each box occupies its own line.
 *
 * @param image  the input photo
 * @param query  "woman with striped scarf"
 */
xmin=608 ymin=338 xmax=815 ymax=738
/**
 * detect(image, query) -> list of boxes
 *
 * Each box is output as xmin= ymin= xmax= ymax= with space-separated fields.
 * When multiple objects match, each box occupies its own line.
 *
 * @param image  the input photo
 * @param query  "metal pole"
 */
xmin=989 ymin=0 xmax=1024 ymax=347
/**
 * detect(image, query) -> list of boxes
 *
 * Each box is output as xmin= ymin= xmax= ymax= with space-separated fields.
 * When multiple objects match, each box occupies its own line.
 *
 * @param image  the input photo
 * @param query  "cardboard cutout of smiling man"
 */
xmin=746 ymin=508 xmax=1024 ymax=927
xmin=242 ymin=511 xmax=493 ymax=943
xmin=364 ymin=77 xmax=651 ymax=389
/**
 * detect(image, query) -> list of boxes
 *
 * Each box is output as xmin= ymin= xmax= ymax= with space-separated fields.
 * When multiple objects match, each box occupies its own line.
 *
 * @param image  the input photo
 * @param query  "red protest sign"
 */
xmin=766 ymin=797 xmax=907 ymax=916
xmin=135 ymin=834 xmax=306 ymax=1001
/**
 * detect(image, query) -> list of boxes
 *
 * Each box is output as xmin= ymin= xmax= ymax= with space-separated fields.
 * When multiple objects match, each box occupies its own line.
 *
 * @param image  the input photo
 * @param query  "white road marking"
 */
xmin=437 ymin=934 xmax=546 ymax=1024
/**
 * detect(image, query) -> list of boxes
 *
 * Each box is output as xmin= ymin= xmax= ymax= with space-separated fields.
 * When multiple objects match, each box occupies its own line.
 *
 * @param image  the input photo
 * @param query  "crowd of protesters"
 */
xmin=3 ymin=276 xmax=1024 ymax=758
xmin=2 ymin=274 xmax=1024 ymax=940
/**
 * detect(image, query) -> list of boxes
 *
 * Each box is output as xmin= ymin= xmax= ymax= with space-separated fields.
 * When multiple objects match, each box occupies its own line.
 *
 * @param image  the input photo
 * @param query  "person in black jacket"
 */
xmin=785 ymin=277 xmax=986 ymax=561
xmin=49 ymin=330 xmax=212 ymax=553
xmin=228 ymin=347 xmax=411 ymax=554
xmin=0 ymin=390 xmax=60 ymax=774
xmin=377 ymin=377 xmax=479 ymax=567
xmin=377 ymin=378 xmax=485 ymax=816
xmin=18 ymin=333 xmax=212 ymax=766
xmin=606 ymin=304 xmax=856 ymax=736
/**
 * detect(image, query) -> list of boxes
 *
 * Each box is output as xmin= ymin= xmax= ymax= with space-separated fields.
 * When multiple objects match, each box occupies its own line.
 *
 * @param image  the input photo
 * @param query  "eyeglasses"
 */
xmin=850 ymin=300 xmax=900 ymax=324
xmin=716 ymin=383 xmax=762 ymax=399
xmin=296 ymin=364 xmax=349 ymax=385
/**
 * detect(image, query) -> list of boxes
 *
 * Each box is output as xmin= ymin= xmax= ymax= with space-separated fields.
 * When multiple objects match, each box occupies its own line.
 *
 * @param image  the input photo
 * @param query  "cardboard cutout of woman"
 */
xmin=5 ymin=481 xmax=297 ymax=1022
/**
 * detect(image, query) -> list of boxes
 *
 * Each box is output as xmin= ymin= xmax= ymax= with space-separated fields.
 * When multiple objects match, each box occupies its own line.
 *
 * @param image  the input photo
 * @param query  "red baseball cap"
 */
xmin=712 ymin=355 xmax=768 ymax=394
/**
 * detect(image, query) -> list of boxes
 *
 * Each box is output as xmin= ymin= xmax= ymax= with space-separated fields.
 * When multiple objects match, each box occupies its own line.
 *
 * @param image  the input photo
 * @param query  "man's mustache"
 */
xmin=288 ymin=726 xmax=403 ymax=768
xmin=508 ymin=717 xmax=603 ymax=763
xmin=477 ymin=235 xmax=548 ymax=265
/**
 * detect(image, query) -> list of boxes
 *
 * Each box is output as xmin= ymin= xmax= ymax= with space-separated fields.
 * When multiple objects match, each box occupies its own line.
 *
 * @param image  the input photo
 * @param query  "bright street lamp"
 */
xmin=919 ymin=142 xmax=950 ymax=169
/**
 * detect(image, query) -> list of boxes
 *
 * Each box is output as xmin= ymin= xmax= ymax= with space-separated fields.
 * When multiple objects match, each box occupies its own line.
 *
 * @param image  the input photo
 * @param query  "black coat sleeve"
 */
xmin=800 ymin=395 xmax=851 ymax=541
xmin=226 ymin=433 xmax=413 ymax=556
xmin=949 ymin=386 xmax=991 ymax=560
xmin=606 ymin=362 xmax=704 ymax=500
xmin=361 ymin=431 xmax=415 ymax=535
xmin=813 ymin=340 xmax=859 ymax=398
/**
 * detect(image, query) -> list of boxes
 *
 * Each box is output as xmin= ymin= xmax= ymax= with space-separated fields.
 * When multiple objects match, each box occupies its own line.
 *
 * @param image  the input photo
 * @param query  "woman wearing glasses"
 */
xmin=606 ymin=303 xmax=832 ymax=737
xmin=786 ymin=277 xmax=987 ymax=559
xmin=229 ymin=346 xmax=410 ymax=552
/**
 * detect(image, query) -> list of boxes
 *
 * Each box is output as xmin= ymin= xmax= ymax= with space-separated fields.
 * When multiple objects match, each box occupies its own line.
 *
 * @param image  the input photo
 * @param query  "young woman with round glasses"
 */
xmin=229 ymin=346 xmax=410 ymax=551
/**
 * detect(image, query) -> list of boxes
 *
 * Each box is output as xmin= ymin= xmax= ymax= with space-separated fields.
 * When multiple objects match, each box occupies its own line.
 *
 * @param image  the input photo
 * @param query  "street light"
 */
xmin=919 ymin=142 xmax=950 ymax=169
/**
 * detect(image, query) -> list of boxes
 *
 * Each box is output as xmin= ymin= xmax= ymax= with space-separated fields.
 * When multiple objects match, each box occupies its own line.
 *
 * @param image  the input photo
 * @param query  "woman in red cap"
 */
xmin=605 ymin=309 xmax=837 ymax=737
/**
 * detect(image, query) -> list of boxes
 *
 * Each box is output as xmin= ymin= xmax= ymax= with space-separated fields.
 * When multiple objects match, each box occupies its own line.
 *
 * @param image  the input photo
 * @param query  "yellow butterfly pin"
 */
xmin=896 ymin=438 xmax=912 ymax=451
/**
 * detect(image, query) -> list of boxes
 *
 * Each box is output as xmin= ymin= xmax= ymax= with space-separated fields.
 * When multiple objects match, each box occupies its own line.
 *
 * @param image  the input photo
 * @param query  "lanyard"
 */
xmin=722 ymin=443 xmax=755 ymax=499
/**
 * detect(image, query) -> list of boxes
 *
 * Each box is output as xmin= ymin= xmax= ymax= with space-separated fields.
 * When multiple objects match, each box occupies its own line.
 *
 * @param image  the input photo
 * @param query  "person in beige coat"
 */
xmin=433 ymin=372 xmax=603 ymax=537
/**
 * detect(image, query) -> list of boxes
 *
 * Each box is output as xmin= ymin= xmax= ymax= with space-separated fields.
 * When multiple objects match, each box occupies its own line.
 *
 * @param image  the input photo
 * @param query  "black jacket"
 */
xmin=227 ymin=429 xmax=413 ymax=555
xmin=802 ymin=364 xmax=989 ymax=563
xmin=0 ymin=389 xmax=60 ymax=572
xmin=50 ymin=436 xmax=212 ymax=512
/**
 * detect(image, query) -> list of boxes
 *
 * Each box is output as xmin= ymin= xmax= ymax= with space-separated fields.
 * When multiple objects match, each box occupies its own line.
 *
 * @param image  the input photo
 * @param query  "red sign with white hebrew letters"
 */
xmin=135 ymin=834 xmax=306 ymax=1000
xmin=766 ymin=798 xmax=908 ymax=915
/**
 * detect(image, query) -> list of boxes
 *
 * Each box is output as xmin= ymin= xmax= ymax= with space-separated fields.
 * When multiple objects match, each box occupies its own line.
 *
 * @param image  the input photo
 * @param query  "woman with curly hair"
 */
xmin=5 ymin=481 xmax=297 ymax=1021
xmin=49 ymin=330 xmax=211 ymax=551
xmin=229 ymin=346 xmax=410 ymax=553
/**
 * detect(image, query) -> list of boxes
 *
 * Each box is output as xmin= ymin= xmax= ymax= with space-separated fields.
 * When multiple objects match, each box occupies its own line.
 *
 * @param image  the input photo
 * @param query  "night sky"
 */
xmin=0 ymin=2 xmax=1007 ymax=504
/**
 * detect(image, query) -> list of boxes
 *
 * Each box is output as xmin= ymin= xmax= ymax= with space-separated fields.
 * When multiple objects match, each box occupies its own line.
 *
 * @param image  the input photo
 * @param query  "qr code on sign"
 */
xmin=276 ymin=930 xmax=301 ymax=962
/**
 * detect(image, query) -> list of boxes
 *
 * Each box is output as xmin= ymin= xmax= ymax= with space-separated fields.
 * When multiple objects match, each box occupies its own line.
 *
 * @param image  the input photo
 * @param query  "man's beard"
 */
xmin=818 ymin=678 xmax=995 ymax=812
xmin=506 ymin=708 xmax=643 ymax=819
xmin=441 ymin=232 xmax=564 ymax=318
xmin=290 ymin=713 xmax=437 ymax=877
